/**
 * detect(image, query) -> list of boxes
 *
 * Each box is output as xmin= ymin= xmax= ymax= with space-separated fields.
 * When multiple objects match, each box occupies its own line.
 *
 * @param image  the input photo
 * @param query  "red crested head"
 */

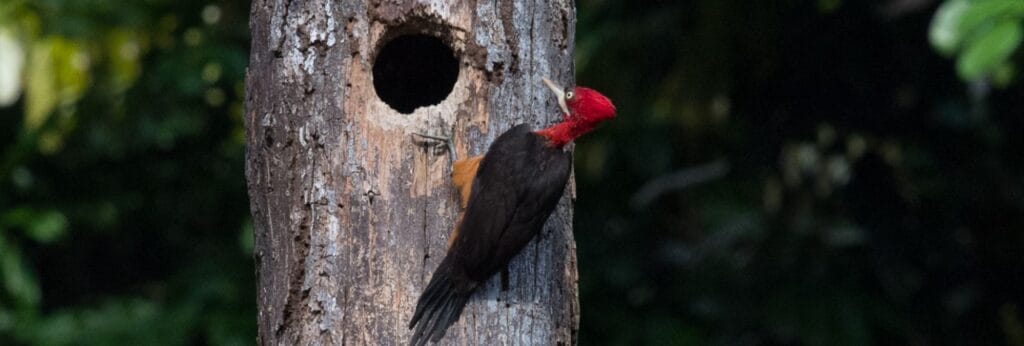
xmin=566 ymin=87 xmax=617 ymax=123
xmin=537 ymin=78 xmax=616 ymax=147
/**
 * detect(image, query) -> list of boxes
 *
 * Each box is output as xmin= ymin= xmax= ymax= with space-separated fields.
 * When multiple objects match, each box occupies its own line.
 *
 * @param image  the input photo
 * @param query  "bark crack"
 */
xmin=498 ymin=0 xmax=519 ymax=75
xmin=420 ymin=147 xmax=431 ymax=284
xmin=274 ymin=128 xmax=317 ymax=342
xmin=340 ymin=287 xmax=349 ymax=346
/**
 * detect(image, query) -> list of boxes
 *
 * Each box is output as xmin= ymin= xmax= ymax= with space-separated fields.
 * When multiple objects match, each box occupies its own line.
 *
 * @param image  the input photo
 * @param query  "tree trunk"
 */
xmin=244 ymin=0 xmax=578 ymax=344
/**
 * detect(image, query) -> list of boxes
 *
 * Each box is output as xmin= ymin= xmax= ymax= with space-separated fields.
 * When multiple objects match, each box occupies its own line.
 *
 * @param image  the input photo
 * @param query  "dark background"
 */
xmin=1 ymin=0 xmax=1022 ymax=345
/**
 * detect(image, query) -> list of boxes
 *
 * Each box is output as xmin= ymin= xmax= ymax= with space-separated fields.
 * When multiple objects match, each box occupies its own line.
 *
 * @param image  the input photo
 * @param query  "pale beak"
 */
xmin=542 ymin=77 xmax=571 ymax=117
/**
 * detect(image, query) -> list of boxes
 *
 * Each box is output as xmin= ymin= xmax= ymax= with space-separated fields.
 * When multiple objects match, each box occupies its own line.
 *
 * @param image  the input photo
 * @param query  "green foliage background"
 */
xmin=1 ymin=0 xmax=1022 ymax=345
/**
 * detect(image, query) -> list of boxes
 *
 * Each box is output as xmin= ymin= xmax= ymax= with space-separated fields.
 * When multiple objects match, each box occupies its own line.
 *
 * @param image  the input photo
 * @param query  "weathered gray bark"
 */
xmin=244 ymin=0 xmax=578 ymax=344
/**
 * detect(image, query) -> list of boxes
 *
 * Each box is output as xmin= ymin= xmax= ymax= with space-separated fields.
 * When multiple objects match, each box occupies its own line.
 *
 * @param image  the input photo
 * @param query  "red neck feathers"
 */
xmin=537 ymin=86 xmax=616 ymax=147
xmin=537 ymin=120 xmax=598 ymax=148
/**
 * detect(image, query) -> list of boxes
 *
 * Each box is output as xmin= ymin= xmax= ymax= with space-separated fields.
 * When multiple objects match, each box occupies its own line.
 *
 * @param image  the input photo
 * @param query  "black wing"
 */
xmin=449 ymin=124 xmax=572 ymax=281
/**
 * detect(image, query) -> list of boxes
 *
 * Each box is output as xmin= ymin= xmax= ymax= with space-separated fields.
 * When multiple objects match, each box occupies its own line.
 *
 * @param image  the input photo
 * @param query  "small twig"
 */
xmin=411 ymin=132 xmax=456 ymax=163
xmin=630 ymin=160 xmax=730 ymax=209
xmin=410 ymin=133 xmax=449 ymax=142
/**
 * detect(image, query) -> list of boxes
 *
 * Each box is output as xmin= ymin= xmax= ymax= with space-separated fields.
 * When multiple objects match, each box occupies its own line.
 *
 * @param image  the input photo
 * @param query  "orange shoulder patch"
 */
xmin=452 ymin=155 xmax=483 ymax=208
xmin=447 ymin=155 xmax=483 ymax=249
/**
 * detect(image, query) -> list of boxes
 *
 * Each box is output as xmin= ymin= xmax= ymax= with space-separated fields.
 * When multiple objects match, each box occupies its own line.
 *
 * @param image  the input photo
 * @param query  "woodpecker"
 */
xmin=408 ymin=77 xmax=616 ymax=345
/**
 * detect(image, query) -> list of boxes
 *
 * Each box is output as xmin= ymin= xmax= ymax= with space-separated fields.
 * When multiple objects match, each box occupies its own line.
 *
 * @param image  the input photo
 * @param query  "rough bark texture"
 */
xmin=244 ymin=0 xmax=578 ymax=344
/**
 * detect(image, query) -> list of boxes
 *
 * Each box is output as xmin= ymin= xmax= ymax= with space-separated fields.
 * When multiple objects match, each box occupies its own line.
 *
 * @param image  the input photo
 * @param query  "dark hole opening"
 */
xmin=373 ymin=34 xmax=459 ymax=114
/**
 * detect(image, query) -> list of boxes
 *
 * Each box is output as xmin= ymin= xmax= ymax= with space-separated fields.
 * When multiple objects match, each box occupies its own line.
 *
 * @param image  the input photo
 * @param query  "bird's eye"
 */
xmin=565 ymin=91 xmax=574 ymax=100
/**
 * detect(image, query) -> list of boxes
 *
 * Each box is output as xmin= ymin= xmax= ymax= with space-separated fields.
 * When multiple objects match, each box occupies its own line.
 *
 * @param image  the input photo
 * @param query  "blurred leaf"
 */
xmin=958 ymin=0 xmax=1024 ymax=38
xmin=25 ymin=36 xmax=90 ymax=131
xmin=930 ymin=0 xmax=970 ymax=56
xmin=957 ymin=20 xmax=1023 ymax=80
xmin=0 ymin=235 xmax=41 ymax=307
xmin=27 ymin=211 xmax=68 ymax=243
xmin=24 ymin=39 xmax=58 ymax=130
xmin=106 ymin=28 xmax=146 ymax=93
xmin=932 ymin=0 xmax=1024 ymax=84
xmin=1 ymin=208 xmax=68 ymax=243
xmin=0 ymin=28 xmax=26 ymax=107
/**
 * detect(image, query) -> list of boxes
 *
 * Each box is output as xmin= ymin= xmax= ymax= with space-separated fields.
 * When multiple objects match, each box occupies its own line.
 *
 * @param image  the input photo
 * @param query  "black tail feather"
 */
xmin=409 ymin=260 xmax=473 ymax=346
